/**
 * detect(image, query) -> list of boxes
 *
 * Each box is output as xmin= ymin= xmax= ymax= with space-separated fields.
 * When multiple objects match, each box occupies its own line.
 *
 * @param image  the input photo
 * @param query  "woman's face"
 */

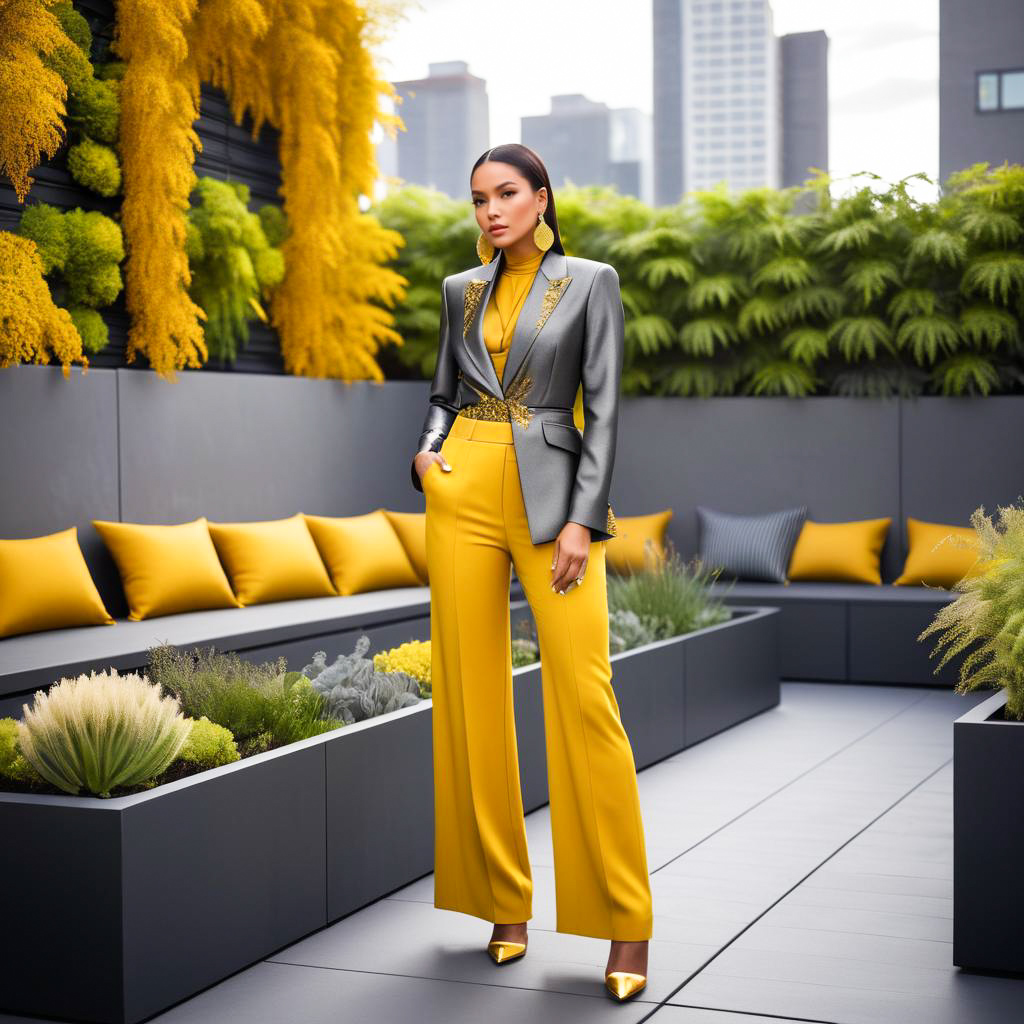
xmin=470 ymin=161 xmax=546 ymax=252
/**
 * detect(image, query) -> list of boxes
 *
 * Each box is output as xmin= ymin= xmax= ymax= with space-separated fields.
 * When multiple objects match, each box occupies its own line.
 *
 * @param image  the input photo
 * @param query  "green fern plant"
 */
xmin=918 ymin=500 xmax=1024 ymax=719
xmin=384 ymin=163 xmax=1024 ymax=398
xmin=17 ymin=669 xmax=192 ymax=798
xmin=934 ymin=162 xmax=1024 ymax=394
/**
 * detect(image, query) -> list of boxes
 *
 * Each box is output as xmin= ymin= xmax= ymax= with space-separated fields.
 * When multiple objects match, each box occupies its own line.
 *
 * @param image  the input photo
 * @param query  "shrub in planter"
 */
xmin=922 ymin=500 xmax=1024 ymax=971
xmin=0 ymin=718 xmax=43 ymax=785
xmin=608 ymin=538 xmax=734 ymax=642
xmin=918 ymin=500 xmax=1023 ymax=718
xmin=177 ymin=715 xmax=240 ymax=769
xmin=512 ymin=634 xmax=540 ymax=667
xmin=15 ymin=668 xmax=192 ymax=798
xmin=609 ymin=608 xmax=661 ymax=653
xmin=146 ymin=643 xmax=344 ymax=748
xmin=300 ymin=635 xmax=424 ymax=724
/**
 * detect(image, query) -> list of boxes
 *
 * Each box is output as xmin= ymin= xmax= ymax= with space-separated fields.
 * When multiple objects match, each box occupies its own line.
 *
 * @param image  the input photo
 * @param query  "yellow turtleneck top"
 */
xmin=482 ymin=245 xmax=586 ymax=430
xmin=482 ymin=245 xmax=545 ymax=386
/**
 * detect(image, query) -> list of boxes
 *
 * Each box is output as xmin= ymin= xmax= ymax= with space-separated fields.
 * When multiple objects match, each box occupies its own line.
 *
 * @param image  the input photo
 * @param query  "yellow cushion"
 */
xmin=0 ymin=527 xmax=115 ymax=638
xmin=207 ymin=513 xmax=336 ymax=606
xmin=787 ymin=517 xmax=891 ymax=584
xmin=605 ymin=509 xmax=674 ymax=575
xmin=93 ymin=516 xmax=241 ymax=620
xmin=382 ymin=509 xmax=428 ymax=584
xmin=303 ymin=510 xmax=422 ymax=596
xmin=893 ymin=516 xmax=981 ymax=588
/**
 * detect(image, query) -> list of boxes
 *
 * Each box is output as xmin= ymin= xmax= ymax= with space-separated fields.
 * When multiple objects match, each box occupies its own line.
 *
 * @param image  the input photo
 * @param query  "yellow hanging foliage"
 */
xmin=0 ymin=0 xmax=69 ymax=203
xmin=111 ymin=0 xmax=208 ymax=379
xmin=0 ymin=232 xmax=88 ymax=378
xmin=112 ymin=0 xmax=409 ymax=381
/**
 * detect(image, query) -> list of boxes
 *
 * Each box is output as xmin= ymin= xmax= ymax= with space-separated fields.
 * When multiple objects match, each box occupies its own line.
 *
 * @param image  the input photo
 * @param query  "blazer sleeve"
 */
xmin=566 ymin=263 xmax=624 ymax=535
xmin=411 ymin=276 xmax=460 ymax=493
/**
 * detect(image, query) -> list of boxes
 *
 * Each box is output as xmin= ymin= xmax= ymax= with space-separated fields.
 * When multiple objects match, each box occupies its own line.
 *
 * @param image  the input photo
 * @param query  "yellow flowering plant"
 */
xmin=374 ymin=640 xmax=431 ymax=697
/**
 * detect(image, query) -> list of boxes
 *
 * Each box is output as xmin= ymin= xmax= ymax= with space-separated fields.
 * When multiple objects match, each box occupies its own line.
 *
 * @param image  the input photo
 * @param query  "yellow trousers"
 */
xmin=423 ymin=413 xmax=654 ymax=941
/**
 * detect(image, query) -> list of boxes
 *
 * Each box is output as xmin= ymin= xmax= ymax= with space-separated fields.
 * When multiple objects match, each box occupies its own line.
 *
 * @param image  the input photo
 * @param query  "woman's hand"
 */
xmin=414 ymin=450 xmax=449 ymax=483
xmin=551 ymin=521 xmax=591 ymax=594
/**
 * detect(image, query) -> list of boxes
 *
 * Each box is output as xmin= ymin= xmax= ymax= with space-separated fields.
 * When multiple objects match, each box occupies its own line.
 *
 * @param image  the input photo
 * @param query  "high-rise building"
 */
xmin=780 ymin=30 xmax=828 ymax=189
xmin=522 ymin=95 xmax=654 ymax=204
xmin=653 ymin=0 xmax=828 ymax=205
xmin=611 ymin=108 xmax=655 ymax=204
xmin=939 ymin=0 xmax=1024 ymax=187
xmin=389 ymin=61 xmax=489 ymax=200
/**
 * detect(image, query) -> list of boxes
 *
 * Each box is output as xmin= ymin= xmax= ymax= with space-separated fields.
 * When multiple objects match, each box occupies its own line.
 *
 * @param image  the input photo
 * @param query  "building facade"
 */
xmin=654 ymin=0 xmax=828 ymax=204
xmin=390 ymin=61 xmax=490 ymax=200
xmin=939 ymin=0 xmax=1024 ymax=187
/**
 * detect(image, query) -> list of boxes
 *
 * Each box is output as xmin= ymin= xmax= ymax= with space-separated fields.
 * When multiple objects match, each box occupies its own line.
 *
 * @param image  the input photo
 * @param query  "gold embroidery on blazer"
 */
xmin=463 ymin=279 xmax=488 ymax=339
xmin=459 ymin=375 xmax=534 ymax=427
xmin=606 ymin=503 xmax=617 ymax=537
xmin=536 ymin=276 xmax=571 ymax=330
xmin=458 ymin=274 xmax=571 ymax=430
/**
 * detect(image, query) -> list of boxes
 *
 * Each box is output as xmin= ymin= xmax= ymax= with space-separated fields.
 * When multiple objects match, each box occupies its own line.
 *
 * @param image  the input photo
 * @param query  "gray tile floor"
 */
xmin=4 ymin=682 xmax=1022 ymax=1024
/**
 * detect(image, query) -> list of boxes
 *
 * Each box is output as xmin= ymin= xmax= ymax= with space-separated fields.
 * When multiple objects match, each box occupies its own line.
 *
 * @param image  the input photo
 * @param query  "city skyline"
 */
xmin=372 ymin=0 xmax=940 ymax=202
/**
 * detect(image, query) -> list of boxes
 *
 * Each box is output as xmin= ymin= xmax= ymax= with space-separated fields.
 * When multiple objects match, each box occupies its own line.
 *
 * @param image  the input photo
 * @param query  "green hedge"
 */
xmin=377 ymin=162 xmax=1024 ymax=397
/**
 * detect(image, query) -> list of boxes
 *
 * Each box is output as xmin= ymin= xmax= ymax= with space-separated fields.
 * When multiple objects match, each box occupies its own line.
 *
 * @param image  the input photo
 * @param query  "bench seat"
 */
xmin=709 ymin=580 xmax=958 ymax=686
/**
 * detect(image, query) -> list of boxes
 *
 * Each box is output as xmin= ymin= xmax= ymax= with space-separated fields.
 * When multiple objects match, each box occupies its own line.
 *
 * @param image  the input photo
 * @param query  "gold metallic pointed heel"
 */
xmin=605 ymin=971 xmax=647 ymax=1001
xmin=487 ymin=939 xmax=527 ymax=964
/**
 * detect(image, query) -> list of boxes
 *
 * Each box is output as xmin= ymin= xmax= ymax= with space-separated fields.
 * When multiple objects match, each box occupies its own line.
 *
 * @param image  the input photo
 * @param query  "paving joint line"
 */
xmin=649 ymin=687 xmax=932 ymax=876
xmin=632 ymin=754 xmax=953 ymax=1023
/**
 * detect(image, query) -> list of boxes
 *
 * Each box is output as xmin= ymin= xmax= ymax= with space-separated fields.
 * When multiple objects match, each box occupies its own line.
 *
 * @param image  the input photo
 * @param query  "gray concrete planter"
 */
xmin=953 ymin=688 xmax=1024 ymax=973
xmin=0 ymin=731 xmax=330 ymax=1024
xmin=0 ymin=604 xmax=778 ymax=1023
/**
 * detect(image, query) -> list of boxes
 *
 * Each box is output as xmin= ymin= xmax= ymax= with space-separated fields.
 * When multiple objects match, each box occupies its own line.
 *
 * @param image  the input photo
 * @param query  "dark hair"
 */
xmin=470 ymin=144 xmax=566 ymax=256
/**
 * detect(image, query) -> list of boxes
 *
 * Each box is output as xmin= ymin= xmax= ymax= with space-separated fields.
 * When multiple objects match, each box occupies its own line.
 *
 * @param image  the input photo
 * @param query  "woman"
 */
xmin=410 ymin=144 xmax=652 ymax=1002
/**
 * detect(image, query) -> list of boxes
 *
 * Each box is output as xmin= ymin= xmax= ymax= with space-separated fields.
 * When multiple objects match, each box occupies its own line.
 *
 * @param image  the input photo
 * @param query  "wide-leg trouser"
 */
xmin=423 ymin=413 xmax=653 ymax=941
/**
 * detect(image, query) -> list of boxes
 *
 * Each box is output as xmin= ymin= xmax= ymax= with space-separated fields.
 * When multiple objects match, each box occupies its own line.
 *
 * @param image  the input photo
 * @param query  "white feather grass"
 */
xmin=18 ymin=669 xmax=192 ymax=798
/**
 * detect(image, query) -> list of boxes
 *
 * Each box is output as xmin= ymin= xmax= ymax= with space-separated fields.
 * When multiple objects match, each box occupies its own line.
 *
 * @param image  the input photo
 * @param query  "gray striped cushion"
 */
xmin=696 ymin=505 xmax=807 ymax=583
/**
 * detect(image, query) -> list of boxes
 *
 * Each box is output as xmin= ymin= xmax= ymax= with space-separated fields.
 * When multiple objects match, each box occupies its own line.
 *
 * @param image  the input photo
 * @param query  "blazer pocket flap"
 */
xmin=542 ymin=420 xmax=583 ymax=455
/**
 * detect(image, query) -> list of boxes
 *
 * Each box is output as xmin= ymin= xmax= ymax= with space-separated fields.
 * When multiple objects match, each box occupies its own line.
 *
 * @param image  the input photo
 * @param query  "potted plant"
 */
xmin=917 ymin=500 xmax=1024 ymax=972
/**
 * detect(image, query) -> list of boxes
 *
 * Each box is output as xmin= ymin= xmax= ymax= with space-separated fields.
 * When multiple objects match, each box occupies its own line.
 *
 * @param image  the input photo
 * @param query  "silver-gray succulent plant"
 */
xmin=609 ymin=608 xmax=661 ymax=653
xmin=300 ymin=635 xmax=423 ymax=725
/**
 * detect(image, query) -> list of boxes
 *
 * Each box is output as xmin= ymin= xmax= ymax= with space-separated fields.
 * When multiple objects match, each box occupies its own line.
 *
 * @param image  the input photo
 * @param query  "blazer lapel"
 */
xmin=462 ymin=248 xmax=572 ymax=400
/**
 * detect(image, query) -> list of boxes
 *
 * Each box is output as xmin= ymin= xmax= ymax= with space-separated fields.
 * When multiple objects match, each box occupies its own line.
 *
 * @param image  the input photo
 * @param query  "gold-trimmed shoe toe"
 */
xmin=487 ymin=940 xmax=527 ymax=964
xmin=604 ymin=971 xmax=647 ymax=1001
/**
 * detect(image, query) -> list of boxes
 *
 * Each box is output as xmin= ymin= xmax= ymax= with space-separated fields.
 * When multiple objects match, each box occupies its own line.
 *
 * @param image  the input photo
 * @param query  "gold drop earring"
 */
xmin=476 ymin=231 xmax=495 ymax=265
xmin=533 ymin=211 xmax=554 ymax=252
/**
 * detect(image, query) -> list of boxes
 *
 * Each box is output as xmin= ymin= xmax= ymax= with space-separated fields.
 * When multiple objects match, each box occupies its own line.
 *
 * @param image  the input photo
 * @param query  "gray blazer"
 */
xmin=410 ymin=246 xmax=624 ymax=545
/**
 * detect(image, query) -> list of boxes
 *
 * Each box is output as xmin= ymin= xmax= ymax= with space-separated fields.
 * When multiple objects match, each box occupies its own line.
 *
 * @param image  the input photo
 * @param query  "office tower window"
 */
xmin=1003 ymin=72 xmax=1024 ymax=108
xmin=977 ymin=72 xmax=999 ymax=110
xmin=976 ymin=68 xmax=1024 ymax=111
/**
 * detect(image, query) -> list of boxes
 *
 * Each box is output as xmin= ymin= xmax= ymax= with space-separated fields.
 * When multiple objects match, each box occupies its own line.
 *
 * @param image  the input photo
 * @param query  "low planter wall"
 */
xmin=953 ymin=688 xmax=1024 ymax=973
xmin=0 ymin=604 xmax=779 ymax=1023
xmin=512 ymin=604 xmax=779 ymax=814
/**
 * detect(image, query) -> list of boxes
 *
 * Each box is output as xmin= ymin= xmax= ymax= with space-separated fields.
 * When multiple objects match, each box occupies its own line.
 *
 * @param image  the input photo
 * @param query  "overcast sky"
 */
xmin=371 ymin=0 xmax=940 ymax=203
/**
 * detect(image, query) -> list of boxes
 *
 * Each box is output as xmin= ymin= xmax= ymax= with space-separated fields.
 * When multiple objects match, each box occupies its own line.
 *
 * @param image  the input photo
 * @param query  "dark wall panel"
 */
xmin=0 ymin=365 xmax=124 ymax=615
xmin=900 ymin=396 xmax=1024 ymax=550
xmin=613 ymin=396 xmax=904 ymax=581
xmin=116 ymin=372 xmax=428 ymax=524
